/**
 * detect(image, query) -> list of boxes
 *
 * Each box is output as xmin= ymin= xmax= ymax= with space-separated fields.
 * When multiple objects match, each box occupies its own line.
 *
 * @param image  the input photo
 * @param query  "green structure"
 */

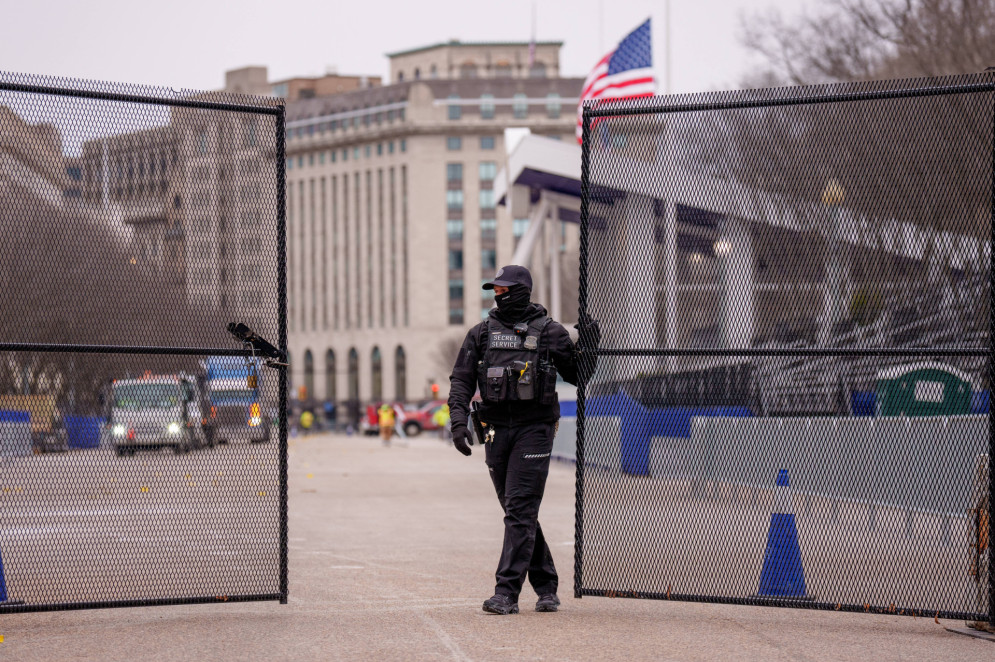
xmin=876 ymin=362 xmax=972 ymax=417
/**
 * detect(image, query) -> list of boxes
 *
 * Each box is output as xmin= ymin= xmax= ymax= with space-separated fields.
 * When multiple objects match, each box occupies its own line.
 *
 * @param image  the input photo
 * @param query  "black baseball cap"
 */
xmin=482 ymin=265 xmax=532 ymax=291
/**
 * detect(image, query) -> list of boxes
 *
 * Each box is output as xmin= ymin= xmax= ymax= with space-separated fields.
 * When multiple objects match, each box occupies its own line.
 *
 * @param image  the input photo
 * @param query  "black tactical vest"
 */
xmin=477 ymin=316 xmax=557 ymax=404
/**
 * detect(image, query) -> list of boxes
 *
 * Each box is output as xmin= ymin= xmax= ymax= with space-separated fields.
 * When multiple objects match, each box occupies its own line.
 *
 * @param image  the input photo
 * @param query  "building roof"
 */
xmin=285 ymin=77 xmax=584 ymax=122
xmin=386 ymin=40 xmax=564 ymax=58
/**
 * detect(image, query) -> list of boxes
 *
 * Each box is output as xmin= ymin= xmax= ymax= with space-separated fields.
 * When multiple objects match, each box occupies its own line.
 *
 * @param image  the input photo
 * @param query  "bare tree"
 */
xmin=431 ymin=335 xmax=464 ymax=386
xmin=739 ymin=0 xmax=995 ymax=86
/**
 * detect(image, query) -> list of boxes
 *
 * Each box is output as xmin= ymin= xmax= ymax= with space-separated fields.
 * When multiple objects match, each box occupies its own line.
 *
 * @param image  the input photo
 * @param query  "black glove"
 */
xmin=575 ymin=313 xmax=601 ymax=349
xmin=451 ymin=425 xmax=473 ymax=456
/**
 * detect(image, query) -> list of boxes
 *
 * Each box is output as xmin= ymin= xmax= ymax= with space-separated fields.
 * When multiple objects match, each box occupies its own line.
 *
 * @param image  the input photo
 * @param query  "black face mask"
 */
xmin=494 ymin=285 xmax=531 ymax=321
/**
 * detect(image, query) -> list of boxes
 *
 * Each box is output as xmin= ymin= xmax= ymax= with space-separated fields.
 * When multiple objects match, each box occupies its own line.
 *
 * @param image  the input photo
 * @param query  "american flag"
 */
xmin=575 ymin=18 xmax=655 ymax=144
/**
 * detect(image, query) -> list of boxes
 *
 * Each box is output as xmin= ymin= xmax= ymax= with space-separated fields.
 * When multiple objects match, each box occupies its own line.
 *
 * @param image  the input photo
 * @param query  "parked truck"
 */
xmin=203 ymin=356 xmax=272 ymax=444
xmin=110 ymin=373 xmax=212 ymax=456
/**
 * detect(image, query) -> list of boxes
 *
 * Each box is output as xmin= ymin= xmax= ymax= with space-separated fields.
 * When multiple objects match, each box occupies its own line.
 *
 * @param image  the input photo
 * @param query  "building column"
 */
xmin=719 ymin=217 xmax=754 ymax=349
xmin=621 ymin=194 xmax=657 ymax=378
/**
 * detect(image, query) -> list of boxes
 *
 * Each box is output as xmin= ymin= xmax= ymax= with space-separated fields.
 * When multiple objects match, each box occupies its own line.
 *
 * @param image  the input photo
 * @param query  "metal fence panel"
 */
xmin=0 ymin=72 xmax=287 ymax=612
xmin=577 ymin=73 xmax=993 ymax=623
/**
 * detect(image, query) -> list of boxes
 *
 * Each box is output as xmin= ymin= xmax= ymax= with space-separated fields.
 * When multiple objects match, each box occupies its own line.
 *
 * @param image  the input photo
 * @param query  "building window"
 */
xmin=481 ymin=248 xmax=497 ymax=270
xmin=395 ymin=346 xmax=407 ymax=401
xmin=331 ymin=119 xmax=338 ymax=131
xmin=448 ymin=249 xmax=463 ymax=270
xmin=303 ymin=349 xmax=315 ymax=401
xmin=447 ymin=219 xmax=464 ymax=239
xmin=319 ymin=151 xmax=326 ymax=164
xmin=388 ymin=141 xmax=395 ymax=154
xmin=414 ymin=67 xmax=421 ymax=80
xmin=331 ymin=150 xmax=337 ymax=163
xmin=365 ymin=145 xmax=371 ymax=158
xmin=198 ymin=131 xmax=208 ymax=155
xmin=478 ymin=161 xmax=496 ymax=181
xmin=446 ymin=190 xmax=464 ymax=211
xmin=513 ymin=218 xmax=529 ymax=238
xmin=348 ymin=348 xmax=360 ymax=406
xmin=480 ymin=94 xmax=495 ymax=119
xmin=479 ymin=189 xmax=495 ymax=209
xmin=448 ymin=95 xmax=462 ymax=120
xmin=446 ymin=136 xmax=461 ymax=151
xmin=513 ymin=94 xmax=528 ymax=119
xmin=481 ymin=218 xmax=497 ymax=239
xmin=286 ymin=158 xmax=293 ymax=170
xmin=343 ymin=149 xmax=349 ymax=161
xmin=546 ymin=93 xmax=561 ymax=119
xmin=446 ymin=163 xmax=463 ymax=183
xmin=371 ymin=347 xmax=382 ymax=401
xmin=449 ymin=307 xmax=464 ymax=325
xmin=309 ymin=153 xmax=315 ymax=166
xmin=529 ymin=62 xmax=547 ymax=78
xmin=430 ymin=64 xmax=438 ymax=78
xmin=480 ymin=136 xmax=495 ymax=150
xmin=494 ymin=63 xmax=513 ymax=77
xmin=377 ymin=143 xmax=383 ymax=156
xmin=449 ymin=279 xmax=464 ymax=300
xmin=353 ymin=147 xmax=360 ymax=160
xmin=460 ymin=63 xmax=477 ymax=79
xmin=325 ymin=350 xmax=336 ymax=403
xmin=297 ymin=156 xmax=303 ymax=168
xmin=400 ymin=139 xmax=407 ymax=152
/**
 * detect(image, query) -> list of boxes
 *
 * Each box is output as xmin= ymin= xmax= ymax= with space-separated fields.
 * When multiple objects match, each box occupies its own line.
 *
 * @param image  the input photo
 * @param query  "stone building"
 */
xmin=280 ymin=40 xmax=583 ymax=412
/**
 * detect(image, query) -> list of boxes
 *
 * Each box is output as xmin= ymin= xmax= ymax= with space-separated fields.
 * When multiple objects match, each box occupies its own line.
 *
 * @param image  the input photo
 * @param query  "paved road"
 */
xmin=1 ymin=432 xmax=992 ymax=661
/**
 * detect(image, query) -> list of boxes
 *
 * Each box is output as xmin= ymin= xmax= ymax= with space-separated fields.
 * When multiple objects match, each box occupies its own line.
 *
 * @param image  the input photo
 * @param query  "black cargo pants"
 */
xmin=484 ymin=420 xmax=558 ymax=601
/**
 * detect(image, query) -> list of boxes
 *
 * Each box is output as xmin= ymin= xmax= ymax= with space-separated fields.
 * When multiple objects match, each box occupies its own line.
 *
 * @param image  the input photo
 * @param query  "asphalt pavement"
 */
xmin=1 ymin=430 xmax=992 ymax=661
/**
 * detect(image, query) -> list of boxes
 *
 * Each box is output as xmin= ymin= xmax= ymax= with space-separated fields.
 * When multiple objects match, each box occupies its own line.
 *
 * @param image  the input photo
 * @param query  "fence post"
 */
xmin=276 ymin=103 xmax=290 ymax=606
xmin=575 ymin=107 xmax=592 ymax=600
xmin=988 ymin=91 xmax=995 ymax=628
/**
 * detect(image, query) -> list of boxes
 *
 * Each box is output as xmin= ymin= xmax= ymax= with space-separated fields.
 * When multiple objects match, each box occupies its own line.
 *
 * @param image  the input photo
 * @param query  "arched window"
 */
xmin=348 ymin=348 xmax=359 ymax=402
xmin=325 ymin=349 xmax=336 ymax=403
xmin=395 ymin=346 xmax=407 ymax=402
xmin=286 ymin=350 xmax=293 ymax=399
xmin=371 ymin=347 xmax=383 ymax=402
xmin=460 ymin=62 xmax=477 ymax=79
xmin=529 ymin=62 xmax=547 ymax=78
xmin=303 ymin=349 xmax=314 ymax=401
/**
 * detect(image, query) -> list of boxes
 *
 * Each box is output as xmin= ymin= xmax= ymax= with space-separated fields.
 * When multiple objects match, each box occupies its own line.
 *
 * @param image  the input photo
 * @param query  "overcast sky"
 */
xmin=2 ymin=0 xmax=809 ymax=95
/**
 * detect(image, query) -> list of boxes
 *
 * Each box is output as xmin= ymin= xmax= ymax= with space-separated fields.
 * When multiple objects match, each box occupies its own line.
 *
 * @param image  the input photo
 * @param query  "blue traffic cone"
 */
xmin=0 ymin=544 xmax=10 ymax=603
xmin=0 ymin=544 xmax=22 ymax=605
xmin=757 ymin=469 xmax=813 ymax=600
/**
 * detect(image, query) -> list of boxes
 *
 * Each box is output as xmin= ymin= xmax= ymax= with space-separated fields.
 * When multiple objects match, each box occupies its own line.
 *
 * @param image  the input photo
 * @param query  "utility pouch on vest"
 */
xmin=538 ymin=360 xmax=557 ymax=405
xmin=513 ymin=361 xmax=535 ymax=400
xmin=484 ymin=366 xmax=508 ymax=402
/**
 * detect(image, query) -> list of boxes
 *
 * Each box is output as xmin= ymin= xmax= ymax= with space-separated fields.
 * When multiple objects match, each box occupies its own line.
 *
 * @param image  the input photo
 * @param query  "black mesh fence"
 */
xmin=0 ymin=72 xmax=287 ymax=612
xmin=577 ymin=74 xmax=993 ymax=623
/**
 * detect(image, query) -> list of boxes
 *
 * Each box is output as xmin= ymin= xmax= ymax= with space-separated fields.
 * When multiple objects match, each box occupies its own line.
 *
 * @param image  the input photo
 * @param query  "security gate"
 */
xmin=0 ymin=72 xmax=287 ymax=612
xmin=576 ymin=73 xmax=994 ymax=624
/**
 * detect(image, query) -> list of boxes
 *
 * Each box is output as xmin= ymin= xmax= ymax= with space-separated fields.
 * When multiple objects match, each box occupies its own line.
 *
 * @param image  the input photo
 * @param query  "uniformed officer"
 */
xmin=448 ymin=264 xmax=599 ymax=615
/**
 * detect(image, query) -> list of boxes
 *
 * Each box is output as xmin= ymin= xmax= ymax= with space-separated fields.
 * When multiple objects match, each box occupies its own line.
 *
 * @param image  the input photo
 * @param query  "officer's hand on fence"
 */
xmin=575 ymin=313 xmax=601 ymax=349
xmin=451 ymin=425 xmax=473 ymax=456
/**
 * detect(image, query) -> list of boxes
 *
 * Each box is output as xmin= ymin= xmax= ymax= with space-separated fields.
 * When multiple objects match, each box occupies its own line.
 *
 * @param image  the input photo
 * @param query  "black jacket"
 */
xmin=448 ymin=303 xmax=579 ymax=429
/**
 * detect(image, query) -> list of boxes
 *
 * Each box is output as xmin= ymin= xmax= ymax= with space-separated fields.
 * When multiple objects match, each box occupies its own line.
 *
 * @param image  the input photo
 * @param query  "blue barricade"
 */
xmin=65 ymin=416 xmax=105 ymax=449
xmin=586 ymin=390 xmax=752 ymax=475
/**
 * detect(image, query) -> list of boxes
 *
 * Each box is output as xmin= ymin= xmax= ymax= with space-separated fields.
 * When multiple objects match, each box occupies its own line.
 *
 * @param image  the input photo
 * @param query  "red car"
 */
xmin=361 ymin=401 xmax=447 ymax=437
xmin=401 ymin=400 xmax=448 ymax=436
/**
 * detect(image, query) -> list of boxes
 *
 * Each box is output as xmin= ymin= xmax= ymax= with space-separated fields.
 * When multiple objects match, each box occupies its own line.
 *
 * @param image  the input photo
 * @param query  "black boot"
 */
xmin=482 ymin=594 xmax=519 ymax=615
xmin=535 ymin=593 xmax=560 ymax=612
